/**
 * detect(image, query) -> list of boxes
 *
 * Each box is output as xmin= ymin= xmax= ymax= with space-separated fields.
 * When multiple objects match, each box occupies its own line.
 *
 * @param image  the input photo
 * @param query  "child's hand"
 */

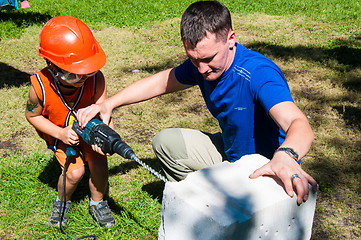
xmin=60 ymin=125 xmax=79 ymax=146
xmin=91 ymin=144 xmax=108 ymax=156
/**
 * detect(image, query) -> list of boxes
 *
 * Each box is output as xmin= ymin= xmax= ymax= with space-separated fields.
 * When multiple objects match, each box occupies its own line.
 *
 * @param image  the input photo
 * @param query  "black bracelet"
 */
xmin=274 ymin=147 xmax=299 ymax=161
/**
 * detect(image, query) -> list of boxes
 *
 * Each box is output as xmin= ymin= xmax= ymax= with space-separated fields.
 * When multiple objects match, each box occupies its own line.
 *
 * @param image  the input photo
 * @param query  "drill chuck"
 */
xmin=112 ymin=139 xmax=136 ymax=160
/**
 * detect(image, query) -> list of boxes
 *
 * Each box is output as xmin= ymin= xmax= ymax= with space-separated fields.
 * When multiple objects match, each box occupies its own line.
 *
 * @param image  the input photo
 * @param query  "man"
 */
xmin=77 ymin=1 xmax=317 ymax=205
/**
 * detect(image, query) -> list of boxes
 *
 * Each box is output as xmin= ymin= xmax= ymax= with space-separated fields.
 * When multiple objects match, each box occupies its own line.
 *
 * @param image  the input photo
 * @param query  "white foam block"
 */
xmin=159 ymin=154 xmax=317 ymax=240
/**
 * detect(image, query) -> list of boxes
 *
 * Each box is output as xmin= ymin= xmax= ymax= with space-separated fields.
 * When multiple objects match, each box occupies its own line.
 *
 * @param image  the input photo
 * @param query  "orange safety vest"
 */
xmin=30 ymin=67 xmax=96 ymax=150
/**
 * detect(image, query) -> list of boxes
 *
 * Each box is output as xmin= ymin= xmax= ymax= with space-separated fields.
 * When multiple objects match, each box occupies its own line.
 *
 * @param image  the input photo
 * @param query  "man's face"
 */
xmin=183 ymin=30 xmax=236 ymax=81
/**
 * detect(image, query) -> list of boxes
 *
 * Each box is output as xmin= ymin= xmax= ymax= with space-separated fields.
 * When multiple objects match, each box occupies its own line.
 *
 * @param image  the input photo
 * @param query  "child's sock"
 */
xmin=56 ymin=197 xmax=71 ymax=206
xmin=89 ymin=198 xmax=103 ymax=207
xmin=21 ymin=0 xmax=30 ymax=9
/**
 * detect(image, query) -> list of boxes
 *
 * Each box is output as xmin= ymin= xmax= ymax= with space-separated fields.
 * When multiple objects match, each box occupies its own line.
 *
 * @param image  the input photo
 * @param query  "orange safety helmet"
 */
xmin=38 ymin=16 xmax=106 ymax=75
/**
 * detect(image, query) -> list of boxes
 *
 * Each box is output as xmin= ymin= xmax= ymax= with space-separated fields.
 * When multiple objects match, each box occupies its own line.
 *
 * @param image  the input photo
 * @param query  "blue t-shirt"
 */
xmin=175 ymin=43 xmax=294 ymax=161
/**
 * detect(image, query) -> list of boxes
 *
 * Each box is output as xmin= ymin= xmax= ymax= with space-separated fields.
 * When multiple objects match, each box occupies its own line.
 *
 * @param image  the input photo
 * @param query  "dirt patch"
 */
xmin=185 ymin=102 xmax=207 ymax=115
xmin=120 ymin=125 xmax=155 ymax=145
xmin=0 ymin=139 xmax=20 ymax=157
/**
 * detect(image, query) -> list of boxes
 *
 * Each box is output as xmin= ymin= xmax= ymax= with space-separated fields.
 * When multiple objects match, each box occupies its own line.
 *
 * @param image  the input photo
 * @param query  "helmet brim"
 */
xmin=54 ymin=40 xmax=106 ymax=75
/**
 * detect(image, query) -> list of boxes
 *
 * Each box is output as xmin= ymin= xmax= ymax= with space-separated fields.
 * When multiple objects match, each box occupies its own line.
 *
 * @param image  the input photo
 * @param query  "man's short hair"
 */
xmin=181 ymin=1 xmax=232 ymax=46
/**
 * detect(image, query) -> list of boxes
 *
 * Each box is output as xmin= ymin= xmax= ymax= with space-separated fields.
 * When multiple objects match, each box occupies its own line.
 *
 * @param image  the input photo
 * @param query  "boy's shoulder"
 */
xmin=31 ymin=67 xmax=52 ymax=82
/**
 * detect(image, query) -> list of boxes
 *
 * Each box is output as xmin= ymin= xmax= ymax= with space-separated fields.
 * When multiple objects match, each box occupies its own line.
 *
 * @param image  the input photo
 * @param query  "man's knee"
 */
xmin=152 ymin=128 xmax=181 ymax=153
xmin=152 ymin=128 xmax=187 ymax=159
xmin=152 ymin=128 xmax=169 ymax=151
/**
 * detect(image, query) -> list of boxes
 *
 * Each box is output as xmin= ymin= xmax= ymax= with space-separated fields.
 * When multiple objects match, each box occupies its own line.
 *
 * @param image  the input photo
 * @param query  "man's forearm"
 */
xmin=279 ymin=117 xmax=314 ymax=159
xmin=106 ymin=68 xmax=190 ymax=110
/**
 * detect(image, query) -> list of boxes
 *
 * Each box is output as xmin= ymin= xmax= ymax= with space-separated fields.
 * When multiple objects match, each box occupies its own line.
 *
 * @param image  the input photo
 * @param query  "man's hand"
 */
xmin=59 ymin=125 xmax=79 ymax=146
xmin=77 ymin=102 xmax=112 ymax=127
xmin=249 ymin=153 xmax=318 ymax=205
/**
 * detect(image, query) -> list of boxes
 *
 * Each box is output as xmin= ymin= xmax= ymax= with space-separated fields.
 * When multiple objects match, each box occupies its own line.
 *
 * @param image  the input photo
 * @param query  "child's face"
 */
xmin=57 ymin=69 xmax=98 ymax=87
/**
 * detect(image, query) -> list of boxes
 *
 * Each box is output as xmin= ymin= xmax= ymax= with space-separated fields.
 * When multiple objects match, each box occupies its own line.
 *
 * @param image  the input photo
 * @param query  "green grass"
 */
xmin=1 ymin=0 xmax=360 ymax=39
xmin=0 ymin=152 xmax=161 ymax=239
xmin=0 ymin=0 xmax=360 ymax=239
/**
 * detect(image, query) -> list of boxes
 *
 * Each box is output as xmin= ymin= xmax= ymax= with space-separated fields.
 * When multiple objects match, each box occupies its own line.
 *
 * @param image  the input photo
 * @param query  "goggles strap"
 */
xmin=47 ymin=67 xmax=77 ymax=89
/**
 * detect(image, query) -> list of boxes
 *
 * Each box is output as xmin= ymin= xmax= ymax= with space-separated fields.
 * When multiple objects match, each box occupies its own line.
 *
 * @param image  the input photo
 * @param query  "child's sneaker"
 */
xmin=49 ymin=200 xmax=71 ymax=227
xmin=21 ymin=0 xmax=30 ymax=9
xmin=89 ymin=200 xmax=115 ymax=227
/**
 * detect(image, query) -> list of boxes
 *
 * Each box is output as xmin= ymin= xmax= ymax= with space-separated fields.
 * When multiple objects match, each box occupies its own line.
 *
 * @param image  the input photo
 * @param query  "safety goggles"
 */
xmin=57 ymin=69 xmax=98 ymax=83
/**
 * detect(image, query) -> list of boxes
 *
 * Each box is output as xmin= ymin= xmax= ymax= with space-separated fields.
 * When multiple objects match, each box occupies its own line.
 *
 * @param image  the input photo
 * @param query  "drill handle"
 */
xmin=73 ymin=118 xmax=135 ymax=159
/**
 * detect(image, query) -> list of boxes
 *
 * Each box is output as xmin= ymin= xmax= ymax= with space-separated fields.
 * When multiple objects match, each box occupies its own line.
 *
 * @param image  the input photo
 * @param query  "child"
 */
xmin=25 ymin=16 xmax=115 ymax=228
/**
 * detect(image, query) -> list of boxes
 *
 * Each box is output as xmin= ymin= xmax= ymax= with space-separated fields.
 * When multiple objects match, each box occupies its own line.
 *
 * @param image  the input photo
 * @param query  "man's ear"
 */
xmin=228 ymin=30 xmax=236 ymax=49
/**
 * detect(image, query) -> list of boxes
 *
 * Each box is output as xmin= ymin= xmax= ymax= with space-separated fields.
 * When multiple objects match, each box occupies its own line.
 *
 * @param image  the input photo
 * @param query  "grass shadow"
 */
xmin=246 ymin=36 xmax=361 ymax=67
xmin=246 ymin=36 xmax=361 ymax=92
xmin=0 ymin=11 xmax=52 ymax=27
xmin=307 ymin=132 xmax=361 ymax=238
xmin=37 ymin=155 xmax=61 ymax=189
xmin=309 ymin=153 xmax=361 ymax=239
xmin=333 ymin=105 xmax=361 ymax=130
xmin=0 ymin=62 xmax=30 ymax=88
xmin=142 ymin=180 xmax=165 ymax=204
xmin=37 ymin=155 xmax=91 ymax=203
xmin=108 ymin=157 xmax=166 ymax=203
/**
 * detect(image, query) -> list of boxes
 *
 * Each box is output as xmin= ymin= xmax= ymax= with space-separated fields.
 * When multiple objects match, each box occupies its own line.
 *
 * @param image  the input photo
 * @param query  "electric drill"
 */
xmin=72 ymin=118 xmax=168 ymax=182
xmin=72 ymin=118 xmax=135 ymax=159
